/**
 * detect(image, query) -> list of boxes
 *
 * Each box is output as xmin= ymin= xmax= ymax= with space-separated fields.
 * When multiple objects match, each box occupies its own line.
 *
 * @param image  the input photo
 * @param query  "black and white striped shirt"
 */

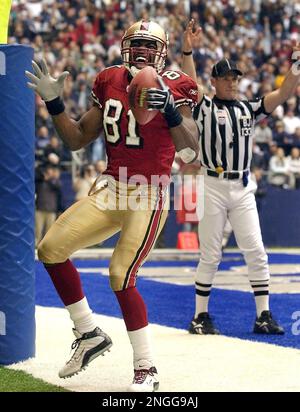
xmin=194 ymin=95 xmax=270 ymax=172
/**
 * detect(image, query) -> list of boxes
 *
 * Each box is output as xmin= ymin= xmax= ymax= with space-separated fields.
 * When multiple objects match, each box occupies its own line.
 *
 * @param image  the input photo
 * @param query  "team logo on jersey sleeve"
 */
xmin=189 ymin=88 xmax=198 ymax=96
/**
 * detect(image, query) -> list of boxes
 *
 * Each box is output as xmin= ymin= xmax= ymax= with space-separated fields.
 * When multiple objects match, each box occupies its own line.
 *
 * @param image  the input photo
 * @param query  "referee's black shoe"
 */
xmin=189 ymin=312 xmax=220 ymax=335
xmin=253 ymin=310 xmax=285 ymax=335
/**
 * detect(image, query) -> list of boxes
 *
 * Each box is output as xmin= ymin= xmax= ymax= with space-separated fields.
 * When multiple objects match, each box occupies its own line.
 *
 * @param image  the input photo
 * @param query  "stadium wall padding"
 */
xmin=0 ymin=45 xmax=35 ymax=364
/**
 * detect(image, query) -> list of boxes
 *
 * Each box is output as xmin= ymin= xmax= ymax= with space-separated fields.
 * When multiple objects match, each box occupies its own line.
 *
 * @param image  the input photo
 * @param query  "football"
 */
xmin=128 ymin=66 xmax=160 ymax=125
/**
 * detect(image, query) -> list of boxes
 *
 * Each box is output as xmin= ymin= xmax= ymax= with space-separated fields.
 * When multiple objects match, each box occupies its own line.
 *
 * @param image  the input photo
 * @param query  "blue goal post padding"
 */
xmin=0 ymin=45 xmax=35 ymax=364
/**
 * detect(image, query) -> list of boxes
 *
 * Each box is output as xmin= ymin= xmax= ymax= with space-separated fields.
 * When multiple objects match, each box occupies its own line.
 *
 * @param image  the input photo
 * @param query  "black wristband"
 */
xmin=45 ymin=97 xmax=65 ymax=116
xmin=182 ymin=50 xmax=193 ymax=56
xmin=164 ymin=106 xmax=183 ymax=128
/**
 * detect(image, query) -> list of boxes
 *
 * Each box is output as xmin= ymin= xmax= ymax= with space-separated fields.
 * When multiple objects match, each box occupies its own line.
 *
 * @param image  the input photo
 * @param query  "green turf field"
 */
xmin=0 ymin=366 xmax=69 ymax=392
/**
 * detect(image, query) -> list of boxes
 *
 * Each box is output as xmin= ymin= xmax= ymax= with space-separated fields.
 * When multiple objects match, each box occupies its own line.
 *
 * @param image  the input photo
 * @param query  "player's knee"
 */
xmin=109 ymin=274 xmax=125 ymax=291
xmin=37 ymin=237 xmax=68 ymax=264
xmin=37 ymin=238 xmax=49 ymax=262
xmin=109 ymin=262 xmax=126 ymax=291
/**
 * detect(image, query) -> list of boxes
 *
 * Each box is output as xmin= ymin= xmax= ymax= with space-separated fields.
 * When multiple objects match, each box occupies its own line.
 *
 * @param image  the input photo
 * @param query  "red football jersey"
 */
xmin=91 ymin=65 xmax=198 ymax=184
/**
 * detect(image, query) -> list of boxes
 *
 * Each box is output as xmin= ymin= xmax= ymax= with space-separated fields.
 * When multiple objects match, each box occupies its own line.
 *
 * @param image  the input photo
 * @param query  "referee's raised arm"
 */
xmin=264 ymin=42 xmax=300 ymax=113
xmin=181 ymin=19 xmax=203 ymax=104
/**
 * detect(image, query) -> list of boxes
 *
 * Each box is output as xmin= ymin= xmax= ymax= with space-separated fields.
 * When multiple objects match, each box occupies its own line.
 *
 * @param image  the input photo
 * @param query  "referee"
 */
xmin=190 ymin=60 xmax=284 ymax=335
xmin=181 ymin=21 xmax=300 ymax=335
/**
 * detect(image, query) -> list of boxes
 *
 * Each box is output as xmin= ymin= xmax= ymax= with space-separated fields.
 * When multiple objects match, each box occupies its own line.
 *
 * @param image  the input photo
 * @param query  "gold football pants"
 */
xmin=38 ymin=180 xmax=168 ymax=291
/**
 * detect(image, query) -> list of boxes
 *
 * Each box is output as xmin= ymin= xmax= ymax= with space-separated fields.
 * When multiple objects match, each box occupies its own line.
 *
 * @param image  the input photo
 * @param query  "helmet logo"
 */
xmin=140 ymin=21 xmax=150 ymax=31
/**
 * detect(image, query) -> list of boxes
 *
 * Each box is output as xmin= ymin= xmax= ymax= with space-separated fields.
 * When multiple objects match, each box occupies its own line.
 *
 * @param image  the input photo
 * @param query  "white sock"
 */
xmin=195 ymin=294 xmax=209 ymax=317
xmin=66 ymin=297 xmax=97 ymax=334
xmin=194 ymin=281 xmax=212 ymax=317
xmin=250 ymin=279 xmax=270 ymax=317
xmin=128 ymin=326 xmax=154 ymax=370
xmin=254 ymin=295 xmax=269 ymax=317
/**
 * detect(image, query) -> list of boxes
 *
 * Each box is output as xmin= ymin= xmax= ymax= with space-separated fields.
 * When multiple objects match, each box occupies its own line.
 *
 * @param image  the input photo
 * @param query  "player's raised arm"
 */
xmin=181 ymin=19 xmax=203 ymax=103
xmin=26 ymin=59 xmax=103 ymax=151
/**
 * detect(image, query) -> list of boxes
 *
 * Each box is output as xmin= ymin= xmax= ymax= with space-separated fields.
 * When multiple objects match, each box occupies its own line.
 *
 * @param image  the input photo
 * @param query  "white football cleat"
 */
xmin=59 ymin=327 xmax=112 ymax=378
xmin=127 ymin=366 xmax=159 ymax=392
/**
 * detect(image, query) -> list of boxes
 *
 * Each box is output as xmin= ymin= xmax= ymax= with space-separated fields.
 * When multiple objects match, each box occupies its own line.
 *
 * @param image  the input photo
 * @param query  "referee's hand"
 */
xmin=183 ymin=19 xmax=202 ymax=53
xmin=291 ymin=41 xmax=300 ymax=76
xmin=25 ymin=59 xmax=69 ymax=102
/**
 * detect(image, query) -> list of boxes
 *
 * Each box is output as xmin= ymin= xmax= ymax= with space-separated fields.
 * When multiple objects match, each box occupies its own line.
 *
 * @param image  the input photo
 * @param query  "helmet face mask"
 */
xmin=129 ymin=39 xmax=157 ymax=69
xmin=121 ymin=21 xmax=168 ymax=76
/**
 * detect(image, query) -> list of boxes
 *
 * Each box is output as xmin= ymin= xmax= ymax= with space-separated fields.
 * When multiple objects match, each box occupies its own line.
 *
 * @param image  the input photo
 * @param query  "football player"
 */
xmin=26 ymin=20 xmax=199 ymax=392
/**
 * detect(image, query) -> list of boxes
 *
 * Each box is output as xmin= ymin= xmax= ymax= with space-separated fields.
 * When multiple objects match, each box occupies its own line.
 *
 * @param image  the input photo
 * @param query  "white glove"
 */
xmin=25 ymin=59 xmax=69 ymax=102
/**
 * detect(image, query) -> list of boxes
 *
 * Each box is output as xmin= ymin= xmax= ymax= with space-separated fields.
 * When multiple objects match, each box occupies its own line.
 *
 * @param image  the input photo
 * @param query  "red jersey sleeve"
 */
xmin=161 ymin=70 xmax=198 ymax=109
xmin=91 ymin=67 xmax=114 ymax=109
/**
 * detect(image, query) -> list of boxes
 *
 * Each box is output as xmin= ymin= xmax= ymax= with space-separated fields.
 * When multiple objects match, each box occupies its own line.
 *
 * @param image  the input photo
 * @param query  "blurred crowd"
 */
xmin=8 ymin=0 xmax=300 ymax=241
